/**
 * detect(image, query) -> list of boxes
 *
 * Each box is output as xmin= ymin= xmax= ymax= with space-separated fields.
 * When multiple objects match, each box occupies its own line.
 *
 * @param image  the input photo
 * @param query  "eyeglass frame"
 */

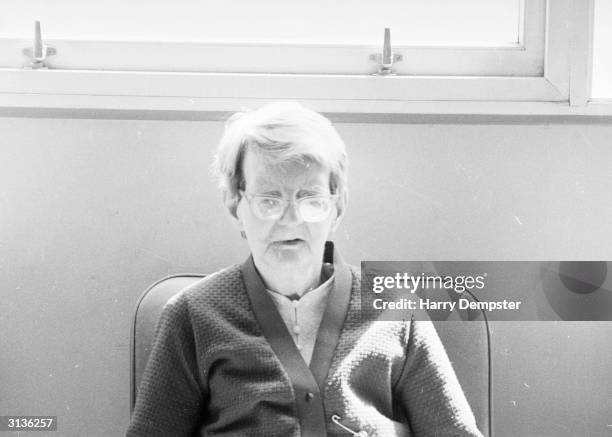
xmin=239 ymin=190 xmax=338 ymax=223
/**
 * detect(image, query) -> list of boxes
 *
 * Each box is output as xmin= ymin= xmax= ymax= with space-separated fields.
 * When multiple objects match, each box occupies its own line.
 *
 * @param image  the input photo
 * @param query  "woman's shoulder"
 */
xmin=346 ymin=263 xmax=361 ymax=288
xmin=161 ymin=263 xmax=243 ymax=310
xmin=347 ymin=263 xmax=360 ymax=277
xmin=181 ymin=263 xmax=244 ymax=296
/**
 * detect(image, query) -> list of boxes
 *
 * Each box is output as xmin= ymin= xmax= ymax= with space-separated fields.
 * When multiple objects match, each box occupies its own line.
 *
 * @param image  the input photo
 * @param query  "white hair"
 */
xmin=212 ymin=102 xmax=348 ymax=213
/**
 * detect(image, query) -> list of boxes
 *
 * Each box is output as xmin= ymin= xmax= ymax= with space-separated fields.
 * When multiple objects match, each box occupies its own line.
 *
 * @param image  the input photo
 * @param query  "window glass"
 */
xmin=592 ymin=0 xmax=612 ymax=98
xmin=3 ymin=0 xmax=520 ymax=46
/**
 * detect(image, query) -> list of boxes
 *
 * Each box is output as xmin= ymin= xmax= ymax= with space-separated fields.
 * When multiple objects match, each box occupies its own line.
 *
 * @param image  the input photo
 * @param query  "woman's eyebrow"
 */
xmin=297 ymin=188 xmax=328 ymax=197
xmin=256 ymin=189 xmax=282 ymax=196
xmin=250 ymin=180 xmax=327 ymax=196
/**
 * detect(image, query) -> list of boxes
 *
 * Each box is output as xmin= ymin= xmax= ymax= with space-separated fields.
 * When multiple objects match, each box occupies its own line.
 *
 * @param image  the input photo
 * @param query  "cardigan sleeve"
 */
xmin=395 ymin=318 xmax=484 ymax=437
xmin=126 ymin=294 xmax=206 ymax=437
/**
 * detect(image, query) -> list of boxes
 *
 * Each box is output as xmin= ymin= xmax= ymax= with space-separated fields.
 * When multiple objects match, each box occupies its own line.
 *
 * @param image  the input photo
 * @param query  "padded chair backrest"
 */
xmin=414 ymin=280 xmax=491 ymax=436
xmin=130 ymin=274 xmax=205 ymax=412
xmin=131 ymin=274 xmax=491 ymax=436
xmin=432 ymin=316 xmax=491 ymax=436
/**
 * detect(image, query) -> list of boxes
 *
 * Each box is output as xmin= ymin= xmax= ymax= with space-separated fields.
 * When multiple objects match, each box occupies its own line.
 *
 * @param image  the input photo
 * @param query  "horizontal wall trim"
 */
xmin=2 ymin=103 xmax=612 ymax=123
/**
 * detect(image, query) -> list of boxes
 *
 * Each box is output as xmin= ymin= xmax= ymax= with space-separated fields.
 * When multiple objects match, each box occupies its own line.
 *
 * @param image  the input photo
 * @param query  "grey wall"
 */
xmin=1 ymin=116 xmax=611 ymax=436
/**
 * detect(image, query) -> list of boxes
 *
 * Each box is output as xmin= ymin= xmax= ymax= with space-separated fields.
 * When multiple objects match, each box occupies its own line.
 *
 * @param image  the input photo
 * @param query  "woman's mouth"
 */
xmin=273 ymin=239 xmax=305 ymax=248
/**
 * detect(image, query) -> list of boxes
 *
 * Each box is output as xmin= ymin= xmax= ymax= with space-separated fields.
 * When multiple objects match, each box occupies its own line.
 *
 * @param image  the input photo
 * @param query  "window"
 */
xmin=2 ymin=0 xmax=522 ymax=45
xmin=592 ymin=0 xmax=612 ymax=99
xmin=0 ymin=0 xmax=605 ymax=116
xmin=1 ymin=0 xmax=539 ymax=76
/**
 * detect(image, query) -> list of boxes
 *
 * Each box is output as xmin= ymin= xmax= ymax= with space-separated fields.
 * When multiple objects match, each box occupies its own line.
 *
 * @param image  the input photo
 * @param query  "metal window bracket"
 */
xmin=22 ymin=21 xmax=56 ymax=69
xmin=369 ymin=28 xmax=403 ymax=76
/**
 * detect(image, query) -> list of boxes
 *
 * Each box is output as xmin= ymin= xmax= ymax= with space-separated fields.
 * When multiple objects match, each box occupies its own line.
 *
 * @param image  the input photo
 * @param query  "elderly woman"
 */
xmin=127 ymin=102 xmax=483 ymax=437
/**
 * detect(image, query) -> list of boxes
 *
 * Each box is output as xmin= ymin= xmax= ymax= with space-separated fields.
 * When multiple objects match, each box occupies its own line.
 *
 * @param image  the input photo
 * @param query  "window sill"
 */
xmin=0 ymin=69 xmax=609 ymax=120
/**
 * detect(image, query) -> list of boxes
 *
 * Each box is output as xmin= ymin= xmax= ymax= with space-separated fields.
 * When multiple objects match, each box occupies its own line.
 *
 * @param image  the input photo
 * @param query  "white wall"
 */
xmin=1 ymin=116 xmax=611 ymax=436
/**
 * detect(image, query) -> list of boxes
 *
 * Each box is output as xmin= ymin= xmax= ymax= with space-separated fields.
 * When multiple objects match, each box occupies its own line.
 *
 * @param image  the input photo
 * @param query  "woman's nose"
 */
xmin=277 ymin=200 xmax=302 ymax=224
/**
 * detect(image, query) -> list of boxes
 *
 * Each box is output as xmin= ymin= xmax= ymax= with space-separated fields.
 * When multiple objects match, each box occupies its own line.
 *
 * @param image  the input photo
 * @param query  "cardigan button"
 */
xmin=305 ymin=392 xmax=314 ymax=402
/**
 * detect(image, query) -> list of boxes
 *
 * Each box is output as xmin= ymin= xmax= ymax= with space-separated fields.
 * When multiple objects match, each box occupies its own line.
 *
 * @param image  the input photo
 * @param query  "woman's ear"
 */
xmin=224 ymin=192 xmax=244 ymax=232
xmin=330 ymin=190 xmax=348 ymax=233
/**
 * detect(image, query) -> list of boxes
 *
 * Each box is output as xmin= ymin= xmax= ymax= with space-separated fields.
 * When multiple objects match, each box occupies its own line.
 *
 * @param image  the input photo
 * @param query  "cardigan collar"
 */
xmin=241 ymin=240 xmax=353 ymax=390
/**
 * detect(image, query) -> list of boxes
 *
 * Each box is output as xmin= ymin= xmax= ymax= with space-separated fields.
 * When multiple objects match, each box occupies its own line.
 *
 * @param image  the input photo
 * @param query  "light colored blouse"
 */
xmin=266 ymin=274 xmax=334 ymax=365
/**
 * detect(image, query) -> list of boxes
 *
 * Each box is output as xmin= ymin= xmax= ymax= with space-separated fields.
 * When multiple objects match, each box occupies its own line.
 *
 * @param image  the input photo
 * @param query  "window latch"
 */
xmin=369 ymin=28 xmax=403 ymax=76
xmin=22 ymin=21 xmax=56 ymax=69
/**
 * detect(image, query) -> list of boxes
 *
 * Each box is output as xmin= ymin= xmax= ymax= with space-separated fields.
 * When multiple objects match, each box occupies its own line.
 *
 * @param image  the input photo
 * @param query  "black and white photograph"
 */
xmin=1 ymin=1 xmax=611 ymax=436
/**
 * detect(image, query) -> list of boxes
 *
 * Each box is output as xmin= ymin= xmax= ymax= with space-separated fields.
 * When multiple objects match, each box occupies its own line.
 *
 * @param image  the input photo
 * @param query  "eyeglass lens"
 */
xmin=252 ymin=197 xmax=332 ymax=222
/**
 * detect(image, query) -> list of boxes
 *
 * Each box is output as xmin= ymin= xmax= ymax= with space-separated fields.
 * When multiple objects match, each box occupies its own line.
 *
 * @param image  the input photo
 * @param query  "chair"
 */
xmin=430 ymin=299 xmax=492 ymax=437
xmin=130 ymin=274 xmax=205 ymax=413
xmin=130 ymin=274 xmax=491 ymax=436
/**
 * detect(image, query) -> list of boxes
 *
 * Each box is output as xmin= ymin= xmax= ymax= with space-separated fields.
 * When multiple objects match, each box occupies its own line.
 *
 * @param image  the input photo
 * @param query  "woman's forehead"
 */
xmin=244 ymin=152 xmax=329 ymax=190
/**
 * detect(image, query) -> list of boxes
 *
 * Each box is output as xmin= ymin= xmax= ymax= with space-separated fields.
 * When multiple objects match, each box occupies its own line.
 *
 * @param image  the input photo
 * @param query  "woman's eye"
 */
xmin=259 ymin=198 xmax=280 ymax=210
xmin=300 ymin=191 xmax=323 ymax=198
xmin=305 ymin=198 xmax=321 ymax=206
xmin=304 ymin=197 xmax=327 ymax=209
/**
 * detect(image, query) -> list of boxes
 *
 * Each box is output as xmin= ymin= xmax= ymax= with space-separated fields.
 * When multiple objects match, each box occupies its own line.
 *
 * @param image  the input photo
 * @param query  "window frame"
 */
xmin=0 ymin=1 xmax=544 ymax=77
xmin=0 ymin=0 xmax=608 ymax=118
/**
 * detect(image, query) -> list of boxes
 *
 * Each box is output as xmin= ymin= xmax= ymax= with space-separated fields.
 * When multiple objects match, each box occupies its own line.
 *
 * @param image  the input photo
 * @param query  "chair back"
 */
xmin=130 ymin=274 xmax=205 ymax=412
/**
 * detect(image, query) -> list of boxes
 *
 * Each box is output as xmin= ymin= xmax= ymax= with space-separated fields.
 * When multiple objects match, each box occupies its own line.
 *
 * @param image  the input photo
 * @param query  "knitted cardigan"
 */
xmin=127 ymin=248 xmax=483 ymax=437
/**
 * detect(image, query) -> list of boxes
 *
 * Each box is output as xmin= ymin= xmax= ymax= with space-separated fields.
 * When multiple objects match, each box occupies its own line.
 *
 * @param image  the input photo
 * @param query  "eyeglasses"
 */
xmin=240 ymin=191 xmax=337 ymax=223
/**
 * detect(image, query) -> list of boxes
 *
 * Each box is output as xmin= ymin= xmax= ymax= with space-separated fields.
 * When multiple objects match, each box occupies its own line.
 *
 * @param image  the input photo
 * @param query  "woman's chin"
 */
xmin=266 ymin=243 xmax=311 ymax=264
